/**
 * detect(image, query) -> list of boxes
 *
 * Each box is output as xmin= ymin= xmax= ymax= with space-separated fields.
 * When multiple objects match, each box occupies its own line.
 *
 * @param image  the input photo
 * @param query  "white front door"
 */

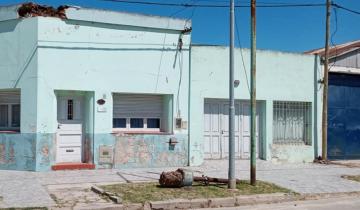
xmin=221 ymin=102 xmax=241 ymax=159
xmin=204 ymin=102 xmax=222 ymax=159
xmin=203 ymin=99 xmax=260 ymax=159
xmin=240 ymin=102 xmax=260 ymax=158
xmin=56 ymin=96 xmax=83 ymax=163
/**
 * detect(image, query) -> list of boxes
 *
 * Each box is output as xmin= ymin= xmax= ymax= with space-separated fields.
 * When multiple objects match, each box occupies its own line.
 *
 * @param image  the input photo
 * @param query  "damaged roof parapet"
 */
xmin=181 ymin=27 xmax=192 ymax=34
xmin=18 ymin=2 xmax=68 ymax=19
xmin=0 ymin=2 xmax=191 ymax=31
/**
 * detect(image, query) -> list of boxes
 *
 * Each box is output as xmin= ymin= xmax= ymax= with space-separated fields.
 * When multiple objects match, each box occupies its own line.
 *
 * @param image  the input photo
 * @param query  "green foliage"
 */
xmin=342 ymin=175 xmax=360 ymax=182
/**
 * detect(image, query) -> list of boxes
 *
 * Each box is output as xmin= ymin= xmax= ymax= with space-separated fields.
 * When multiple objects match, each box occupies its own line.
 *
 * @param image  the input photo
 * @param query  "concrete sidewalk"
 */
xmin=1 ymin=160 xmax=360 ymax=208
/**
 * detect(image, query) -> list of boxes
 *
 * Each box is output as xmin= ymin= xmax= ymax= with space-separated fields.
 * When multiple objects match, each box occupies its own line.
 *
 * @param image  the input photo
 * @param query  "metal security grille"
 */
xmin=273 ymin=101 xmax=311 ymax=145
xmin=67 ymin=100 xmax=74 ymax=120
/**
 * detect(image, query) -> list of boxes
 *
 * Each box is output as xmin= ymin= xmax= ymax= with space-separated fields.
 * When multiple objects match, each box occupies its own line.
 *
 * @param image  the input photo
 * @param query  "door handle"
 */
xmin=221 ymin=130 xmax=224 ymax=134
xmin=58 ymin=123 xmax=62 ymax=129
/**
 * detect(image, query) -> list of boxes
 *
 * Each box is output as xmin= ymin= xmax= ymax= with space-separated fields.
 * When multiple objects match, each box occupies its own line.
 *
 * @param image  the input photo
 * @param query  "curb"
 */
xmin=59 ymin=191 xmax=360 ymax=210
xmin=73 ymin=193 xmax=298 ymax=210
xmin=91 ymin=185 xmax=123 ymax=204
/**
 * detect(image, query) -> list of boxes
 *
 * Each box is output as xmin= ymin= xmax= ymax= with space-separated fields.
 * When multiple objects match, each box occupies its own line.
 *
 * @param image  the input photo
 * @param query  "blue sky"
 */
xmin=1 ymin=0 xmax=359 ymax=52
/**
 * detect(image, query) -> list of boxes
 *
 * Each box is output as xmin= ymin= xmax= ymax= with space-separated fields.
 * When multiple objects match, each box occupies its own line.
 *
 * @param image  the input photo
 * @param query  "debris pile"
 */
xmin=159 ymin=168 xmax=241 ymax=188
xmin=18 ymin=2 xmax=68 ymax=19
xmin=194 ymin=175 xmax=241 ymax=185
xmin=313 ymin=156 xmax=330 ymax=164
xmin=159 ymin=169 xmax=186 ymax=187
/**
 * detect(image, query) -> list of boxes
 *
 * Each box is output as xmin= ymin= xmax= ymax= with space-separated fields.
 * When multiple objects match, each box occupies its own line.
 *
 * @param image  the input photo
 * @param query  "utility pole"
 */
xmin=250 ymin=0 xmax=257 ymax=186
xmin=228 ymin=0 xmax=236 ymax=189
xmin=322 ymin=0 xmax=331 ymax=160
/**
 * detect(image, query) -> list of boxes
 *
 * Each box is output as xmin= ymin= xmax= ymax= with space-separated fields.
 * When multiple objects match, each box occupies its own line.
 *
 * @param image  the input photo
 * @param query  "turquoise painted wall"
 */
xmin=93 ymin=133 xmax=187 ymax=169
xmin=0 ymin=134 xmax=36 ymax=171
xmin=0 ymin=14 xmax=191 ymax=171
xmin=190 ymin=45 xmax=320 ymax=165
xmin=36 ymin=17 xmax=190 ymax=135
xmin=0 ymin=13 xmax=322 ymax=170
xmin=34 ymin=17 xmax=190 ymax=170
xmin=0 ymin=18 xmax=38 ymax=133
xmin=0 ymin=18 xmax=39 ymax=171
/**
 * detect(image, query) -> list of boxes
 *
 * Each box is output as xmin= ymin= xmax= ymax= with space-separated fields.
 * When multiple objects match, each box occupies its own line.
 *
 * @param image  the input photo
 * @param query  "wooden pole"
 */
xmin=250 ymin=0 xmax=257 ymax=186
xmin=322 ymin=0 xmax=331 ymax=160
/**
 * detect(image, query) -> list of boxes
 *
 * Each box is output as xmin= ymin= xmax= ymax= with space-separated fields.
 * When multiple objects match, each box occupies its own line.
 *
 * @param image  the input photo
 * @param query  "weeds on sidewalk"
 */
xmin=101 ymin=180 xmax=291 ymax=204
xmin=342 ymin=175 xmax=360 ymax=182
xmin=1 ymin=208 xmax=47 ymax=210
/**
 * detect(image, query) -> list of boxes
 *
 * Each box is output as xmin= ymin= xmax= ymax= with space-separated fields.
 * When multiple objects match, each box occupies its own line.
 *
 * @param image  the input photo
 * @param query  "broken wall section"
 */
xmin=18 ymin=2 xmax=68 ymax=19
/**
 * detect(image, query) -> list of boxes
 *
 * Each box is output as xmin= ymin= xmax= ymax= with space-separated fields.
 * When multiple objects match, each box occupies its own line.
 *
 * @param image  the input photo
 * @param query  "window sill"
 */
xmin=111 ymin=130 xmax=172 ymax=135
xmin=0 ymin=130 xmax=20 ymax=134
xmin=273 ymin=143 xmax=311 ymax=146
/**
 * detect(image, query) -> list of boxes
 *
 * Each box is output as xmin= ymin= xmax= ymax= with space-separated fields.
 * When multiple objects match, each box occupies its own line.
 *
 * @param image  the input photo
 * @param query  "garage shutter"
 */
xmin=113 ymin=94 xmax=163 ymax=118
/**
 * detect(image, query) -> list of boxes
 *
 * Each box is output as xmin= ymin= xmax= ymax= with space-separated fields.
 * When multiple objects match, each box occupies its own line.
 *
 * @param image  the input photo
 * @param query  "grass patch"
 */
xmin=342 ymin=175 xmax=360 ymax=182
xmin=101 ymin=180 xmax=291 ymax=204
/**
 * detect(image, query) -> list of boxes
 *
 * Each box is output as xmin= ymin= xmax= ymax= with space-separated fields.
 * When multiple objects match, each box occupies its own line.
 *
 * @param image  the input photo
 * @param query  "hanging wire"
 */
xmin=101 ymin=0 xmax=327 ymax=8
xmin=154 ymin=5 xmax=193 ymax=92
xmin=328 ymin=6 xmax=338 ymax=72
xmin=235 ymin=8 xmax=251 ymax=94
xmin=332 ymin=3 xmax=360 ymax=16
xmin=101 ymin=0 xmax=360 ymax=16
xmin=176 ymin=0 xmax=196 ymax=118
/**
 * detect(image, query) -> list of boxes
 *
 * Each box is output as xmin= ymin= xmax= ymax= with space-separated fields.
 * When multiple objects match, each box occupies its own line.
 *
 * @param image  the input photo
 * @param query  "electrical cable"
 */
xmin=235 ymin=9 xmax=250 ymax=94
xmin=102 ymin=0 xmax=360 ymax=17
xmin=177 ymin=49 xmax=183 ymax=118
xmin=101 ymin=0 xmax=360 ymax=16
xmin=175 ymin=0 xmax=196 ymax=118
xmin=101 ymin=0 xmax=327 ymax=8
xmin=333 ymin=3 xmax=360 ymax=15
xmin=155 ymin=6 xmax=190 ymax=92
xmin=328 ymin=6 xmax=338 ymax=72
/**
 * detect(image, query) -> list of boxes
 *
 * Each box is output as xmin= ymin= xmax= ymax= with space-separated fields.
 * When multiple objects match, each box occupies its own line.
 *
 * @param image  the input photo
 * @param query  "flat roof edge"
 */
xmin=65 ymin=8 xmax=191 ymax=31
xmin=0 ymin=5 xmax=20 ymax=22
xmin=0 ymin=3 xmax=191 ymax=31
xmin=191 ymin=44 xmax=314 ymax=57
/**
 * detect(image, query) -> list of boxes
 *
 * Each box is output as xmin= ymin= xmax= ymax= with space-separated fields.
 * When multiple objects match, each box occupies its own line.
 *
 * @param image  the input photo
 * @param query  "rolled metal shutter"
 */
xmin=0 ymin=90 xmax=20 ymax=104
xmin=113 ymin=94 xmax=163 ymax=118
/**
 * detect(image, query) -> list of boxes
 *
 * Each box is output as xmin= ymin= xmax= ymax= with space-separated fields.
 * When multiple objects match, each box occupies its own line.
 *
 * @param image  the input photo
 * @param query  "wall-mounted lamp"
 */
xmin=97 ymin=99 xmax=106 ymax=105
xmin=234 ymin=80 xmax=240 ymax=87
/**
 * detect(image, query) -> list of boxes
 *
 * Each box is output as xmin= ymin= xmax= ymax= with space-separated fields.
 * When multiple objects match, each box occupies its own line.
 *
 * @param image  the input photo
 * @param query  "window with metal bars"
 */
xmin=67 ymin=99 xmax=74 ymax=120
xmin=273 ymin=101 xmax=311 ymax=145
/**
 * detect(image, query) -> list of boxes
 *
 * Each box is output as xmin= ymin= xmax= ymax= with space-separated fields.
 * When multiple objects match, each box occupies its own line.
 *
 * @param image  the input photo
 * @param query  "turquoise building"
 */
xmin=0 ymin=3 xmax=322 ymax=171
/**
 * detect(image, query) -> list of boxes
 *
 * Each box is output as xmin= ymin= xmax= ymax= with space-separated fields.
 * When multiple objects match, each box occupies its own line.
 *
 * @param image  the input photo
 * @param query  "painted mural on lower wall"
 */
xmin=95 ymin=133 xmax=188 ymax=169
xmin=0 ymin=133 xmax=37 ymax=171
xmin=0 ymin=132 xmax=188 ymax=171
xmin=34 ymin=133 xmax=94 ymax=171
